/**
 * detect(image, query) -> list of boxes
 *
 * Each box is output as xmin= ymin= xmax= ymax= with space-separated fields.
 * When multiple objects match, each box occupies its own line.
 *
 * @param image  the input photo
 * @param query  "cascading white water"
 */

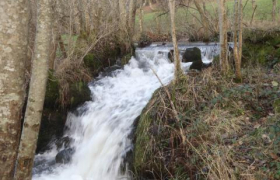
xmin=33 ymin=44 xmax=219 ymax=180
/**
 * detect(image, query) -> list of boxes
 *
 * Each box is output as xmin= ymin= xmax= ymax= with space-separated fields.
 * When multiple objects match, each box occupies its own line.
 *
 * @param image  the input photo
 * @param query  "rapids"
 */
xmin=33 ymin=43 xmax=220 ymax=180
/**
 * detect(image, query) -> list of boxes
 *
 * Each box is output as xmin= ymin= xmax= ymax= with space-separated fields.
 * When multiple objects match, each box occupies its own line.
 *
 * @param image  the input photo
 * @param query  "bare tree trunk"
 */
xmin=252 ymin=0 xmax=256 ymax=9
xmin=0 ymin=1 xmax=29 ymax=179
xmin=272 ymin=0 xmax=276 ymax=22
xmin=27 ymin=0 xmax=38 ymax=73
xmin=15 ymin=0 xmax=53 ymax=179
xmin=149 ymin=0 xmax=155 ymax=11
xmin=119 ymin=0 xmax=128 ymax=45
xmin=78 ymin=0 xmax=87 ymax=33
xmin=233 ymin=0 xmax=242 ymax=81
xmin=194 ymin=0 xmax=210 ymax=41
xmin=168 ymin=0 xmax=183 ymax=82
xmin=128 ymin=0 xmax=137 ymax=37
xmin=139 ymin=0 xmax=144 ymax=34
xmin=217 ymin=0 xmax=229 ymax=73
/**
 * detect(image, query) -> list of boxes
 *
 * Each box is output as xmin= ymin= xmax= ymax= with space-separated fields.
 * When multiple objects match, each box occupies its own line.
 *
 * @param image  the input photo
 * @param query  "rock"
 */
xmin=190 ymin=61 xmax=203 ymax=71
xmin=55 ymin=136 xmax=74 ymax=150
xmin=55 ymin=148 xmax=75 ymax=164
xmin=168 ymin=50 xmax=174 ymax=62
xmin=100 ymin=64 xmax=122 ymax=77
xmin=138 ymin=34 xmax=152 ymax=48
xmin=182 ymin=47 xmax=202 ymax=63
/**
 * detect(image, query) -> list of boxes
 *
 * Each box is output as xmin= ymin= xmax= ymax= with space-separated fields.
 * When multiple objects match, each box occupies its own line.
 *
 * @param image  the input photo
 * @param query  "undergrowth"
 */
xmin=133 ymin=65 xmax=280 ymax=180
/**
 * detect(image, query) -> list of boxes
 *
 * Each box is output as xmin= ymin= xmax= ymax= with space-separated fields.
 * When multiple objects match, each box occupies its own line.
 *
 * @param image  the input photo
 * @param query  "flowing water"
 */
xmin=33 ymin=43 xmax=220 ymax=180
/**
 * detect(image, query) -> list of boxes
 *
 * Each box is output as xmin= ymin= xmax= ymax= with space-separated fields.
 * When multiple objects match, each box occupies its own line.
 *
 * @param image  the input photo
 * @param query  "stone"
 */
xmin=182 ymin=47 xmax=202 ymax=63
xmin=55 ymin=148 xmax=75 ymax=164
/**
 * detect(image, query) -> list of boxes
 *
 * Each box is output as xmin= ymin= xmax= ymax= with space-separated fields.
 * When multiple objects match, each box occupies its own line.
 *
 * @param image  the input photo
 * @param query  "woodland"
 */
xmin=0 ymin=0 xmax=280 ymax=180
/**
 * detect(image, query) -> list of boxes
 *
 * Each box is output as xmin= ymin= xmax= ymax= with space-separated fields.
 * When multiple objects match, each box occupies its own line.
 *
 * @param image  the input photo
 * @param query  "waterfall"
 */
xmin=33 ymin=43 xmax=219 ymax=180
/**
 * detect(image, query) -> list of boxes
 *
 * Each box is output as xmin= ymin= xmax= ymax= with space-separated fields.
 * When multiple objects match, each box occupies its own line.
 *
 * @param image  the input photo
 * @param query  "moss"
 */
xmin=121 ymin=53 xmax=132 ymax=66
xmin=273 ymin=99 xmax=280 ymax=114
xmin=44 ymin=70 xmax=59 ymax=108
xmin=69 ymin=81 xmax=91 ymax=109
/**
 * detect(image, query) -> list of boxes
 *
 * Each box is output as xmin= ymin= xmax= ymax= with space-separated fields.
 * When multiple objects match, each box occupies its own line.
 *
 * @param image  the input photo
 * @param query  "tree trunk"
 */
xmin=252 ymin=0 xmax=256 ymax=9
xmin=15 ymin=0 xmax=53 ymax=179
xmin=194 ymin=0 xmax=210 ymax=41
xmin=149 ymin=0 xmax=155 ymax=11
xmin=272 ymin=0 xmax=276 ymax=22
xmin=128 ymin=0 xmax=137 ymax=38
xmin=119 ymin=0 xmax=128 ymax=46
xmin=139 ymin=0 xmax=144 ymax=34
xmin=233 ymin=0 xmax=242 ymax=81
xmin=0 ymin=1 xmax=29 ymax=179
xmin=168 ymin=0 xmax=183 ymax=82
xmin=217 ymin=0 xmax=229 ymax=73
xmin=78 ymin=0 xmax=87 ymax=34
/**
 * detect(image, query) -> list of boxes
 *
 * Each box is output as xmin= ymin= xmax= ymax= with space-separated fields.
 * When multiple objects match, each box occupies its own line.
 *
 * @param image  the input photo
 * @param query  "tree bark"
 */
xmin=15 ymin=0 xmax=53 ymax=179
xmin=128 ymin=0 xmax=137 ymax=37
xmin=194 ymin=0 xmax=210 ymax=41
xmin=168 ymin=0 xmax=183 ymax=82
xmin=217 ymin=0 xmax=229 ymax=73
xmin=0 ymin=1 xmax=29 ymax=179
xmin=233 ymin=0 xmax=242 ymax=81
xmin=272 ymin=0 xmax=276 ymax=22
xmin=139 ymin=0 xmax=144 ymax=34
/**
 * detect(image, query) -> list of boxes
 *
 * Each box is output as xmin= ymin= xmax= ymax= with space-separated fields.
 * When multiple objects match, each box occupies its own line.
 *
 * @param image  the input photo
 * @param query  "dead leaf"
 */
xmin=270 ymin=153 xmax=279 ymax=160
xmin=254 ymin=123 xmax=261 ymax=129
xmin=272 ymin=81 xmax=278 ymax=87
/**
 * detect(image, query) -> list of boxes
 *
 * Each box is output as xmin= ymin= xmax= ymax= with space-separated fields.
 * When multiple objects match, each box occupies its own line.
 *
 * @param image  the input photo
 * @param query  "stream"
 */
xmin=32 ymin=43 xmax=220 ymax=180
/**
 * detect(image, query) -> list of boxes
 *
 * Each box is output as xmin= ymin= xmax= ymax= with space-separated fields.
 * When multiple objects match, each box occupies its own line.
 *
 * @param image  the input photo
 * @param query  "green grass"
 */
xmin=140 ymin=0 xmax=279 ymax=28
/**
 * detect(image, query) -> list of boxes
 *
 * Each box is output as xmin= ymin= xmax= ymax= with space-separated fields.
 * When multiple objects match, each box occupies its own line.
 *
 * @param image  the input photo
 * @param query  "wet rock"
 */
xmin=55 ymin=148 xmax=75 ymax=164
xmin=168 ymin=50 xmax=174 ymax=62
xmin=55 ymin=136 xmax=74 ymax=150
xmin=190 ymin=61 xmax=203 ymax=71
xmin=100 ymin=64 xmax=122 ymax=77
xmin=182 ymin=47 xmax=202 ymax=63
xmin=138 ymin=34 xmax=152 ymax=48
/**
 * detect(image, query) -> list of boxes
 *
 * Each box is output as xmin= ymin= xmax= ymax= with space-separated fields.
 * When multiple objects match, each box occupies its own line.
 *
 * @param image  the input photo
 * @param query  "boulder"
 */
xmin=55 ymin=148 xmax=75 ymax=164
xmin=189 ymin=61 xmax=203 ymax=71
xmin=182 ymin=47 xmax=202 ymax=63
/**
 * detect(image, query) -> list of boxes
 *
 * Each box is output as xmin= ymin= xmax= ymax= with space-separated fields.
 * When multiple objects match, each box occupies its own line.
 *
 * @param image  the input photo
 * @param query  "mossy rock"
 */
xmin=44 ymin=71 xmax=59 ymax=109
xmin=83 ymin=53 xmax=103 ymax=73
xmin=69 ymin=81 xmax=91 ymax=109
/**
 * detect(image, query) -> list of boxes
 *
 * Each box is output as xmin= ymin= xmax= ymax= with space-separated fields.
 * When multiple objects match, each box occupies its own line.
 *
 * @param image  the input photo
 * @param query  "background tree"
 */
xmin=168 ymin=0 xmax=183 ymax=82
xmin=15 ymin=0 xmax=54 ymax=178
xmin=272 ymin=0 xmax=277 ymax=22
xmin=217 ymin=0 xmax=229 ymax=73
xmin=233 ymin=0 xmax=243 ymax=81
xmin=193 ymin=0 xmax=210 ymax=41
xmin=0 ymin=1 xmax=29 ymax=179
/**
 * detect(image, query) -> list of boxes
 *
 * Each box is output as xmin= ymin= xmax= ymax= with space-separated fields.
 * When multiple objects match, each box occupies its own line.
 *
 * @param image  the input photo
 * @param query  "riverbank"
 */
xmin=133 ymin=63 xmax=280 ymax=179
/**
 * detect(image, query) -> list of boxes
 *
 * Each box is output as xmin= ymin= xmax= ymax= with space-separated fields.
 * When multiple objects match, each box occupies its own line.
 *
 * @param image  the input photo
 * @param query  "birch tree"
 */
xmin=217 ymin=0 xmax=229 ymax=73
xmin=15 ymin=0 xmax=54 ymax=178
xmin=168 ymin=0 xmax=183 ymax=82
xmin=0 ymin=1 xmax=29 ymax=179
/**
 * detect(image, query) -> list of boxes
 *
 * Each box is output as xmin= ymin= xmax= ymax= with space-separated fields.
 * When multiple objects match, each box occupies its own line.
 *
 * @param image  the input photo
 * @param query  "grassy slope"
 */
xmin=134 ymin=66 xmax=280 ymax=180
